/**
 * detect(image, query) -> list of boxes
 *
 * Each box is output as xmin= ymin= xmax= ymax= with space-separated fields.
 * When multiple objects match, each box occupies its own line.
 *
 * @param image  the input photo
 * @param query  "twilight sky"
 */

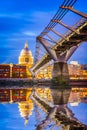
xmin=0 ymin=0 xmax=87 ymax=64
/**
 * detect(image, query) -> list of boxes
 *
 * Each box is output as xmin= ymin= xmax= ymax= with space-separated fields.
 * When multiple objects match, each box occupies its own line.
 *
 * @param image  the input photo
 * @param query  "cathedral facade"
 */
xmin=18 ymin=41 xmax=33 ymax=78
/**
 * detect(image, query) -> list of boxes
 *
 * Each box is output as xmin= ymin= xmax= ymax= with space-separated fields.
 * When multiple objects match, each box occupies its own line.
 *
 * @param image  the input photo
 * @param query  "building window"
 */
xmin=25 ymin=58 xmax=29 ymax=62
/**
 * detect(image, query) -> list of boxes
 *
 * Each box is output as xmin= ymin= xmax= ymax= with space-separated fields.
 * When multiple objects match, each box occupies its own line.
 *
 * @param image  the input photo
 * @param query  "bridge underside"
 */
xmin=32 ymin=4 xmax=87 ymax=84
xmin=32 ymin=20 xmax=87 ymax=82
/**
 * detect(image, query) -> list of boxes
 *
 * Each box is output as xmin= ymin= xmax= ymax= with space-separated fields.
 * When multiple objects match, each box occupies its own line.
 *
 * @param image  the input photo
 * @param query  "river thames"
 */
xmin=0 ymin=85 xmax=87 ymax=130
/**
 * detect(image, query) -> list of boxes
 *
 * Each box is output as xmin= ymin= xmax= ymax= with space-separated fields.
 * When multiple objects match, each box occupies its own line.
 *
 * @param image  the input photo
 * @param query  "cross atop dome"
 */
xmin=24 ymin=41 xmax=29 ymax=49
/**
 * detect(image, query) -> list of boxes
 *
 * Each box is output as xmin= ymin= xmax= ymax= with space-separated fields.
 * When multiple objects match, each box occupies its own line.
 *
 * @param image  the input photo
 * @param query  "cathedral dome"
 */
xmin=18 ymin=41 xmax=33 ymax=66
xmin=20 ymin=42 xmax=32 ymax=56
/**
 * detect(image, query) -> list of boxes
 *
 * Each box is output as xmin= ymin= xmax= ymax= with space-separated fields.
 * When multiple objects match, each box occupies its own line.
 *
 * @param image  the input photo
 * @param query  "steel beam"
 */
xmin=46 ymin=34 xmax=57 ymax=43
xmin=48 ymin=28 xmax=69 ymax=41
xmin=61 ymin=6 xmax=87 ymax=19
xmin=65 ymin=46 xmax=78 ymax=61
xmin=37 ymin=36 xmax=58 ymax=61
xmin=52 ymin=20 xmax=79 ymax=34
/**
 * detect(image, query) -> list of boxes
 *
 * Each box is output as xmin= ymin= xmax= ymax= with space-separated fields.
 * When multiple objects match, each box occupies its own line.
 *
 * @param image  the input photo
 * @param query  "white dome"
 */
xmin=20 ymin=49 xmax=31 ymax=56
xmin=20 ymin=42 xmax=32 ymax=56
xmin=18 ymin=41 xmax=33 ymax=66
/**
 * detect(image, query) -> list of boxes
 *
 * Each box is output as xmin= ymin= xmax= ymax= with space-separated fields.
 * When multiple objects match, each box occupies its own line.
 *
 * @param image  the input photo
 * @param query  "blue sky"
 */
xmin=0 ymin=0 xmax=87 ymax=64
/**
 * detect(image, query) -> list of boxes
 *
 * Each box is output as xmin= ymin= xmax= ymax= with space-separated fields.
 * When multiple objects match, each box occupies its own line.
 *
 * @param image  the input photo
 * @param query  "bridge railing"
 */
xmin=64 ymin=17 xmax=86 ymax=37
xmin=53 ymin=17 xmax=86 ymax=48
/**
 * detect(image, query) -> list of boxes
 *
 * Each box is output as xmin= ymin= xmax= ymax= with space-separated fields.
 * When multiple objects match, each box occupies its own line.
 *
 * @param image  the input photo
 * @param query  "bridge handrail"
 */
xmin=53 ymin=18 xmax=86 ymax=48
xmin=64 ymin=17 xmax=86 ymax=37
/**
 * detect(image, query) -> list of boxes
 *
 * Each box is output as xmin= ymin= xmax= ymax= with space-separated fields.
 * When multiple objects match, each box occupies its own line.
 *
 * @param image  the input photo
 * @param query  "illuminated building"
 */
xmin=70 ymin=60 xmax=79 ymax=65
xmin=36 ymin=61 xmax=87 ymax=79
xmin=36 ymin=65 xmax=53 ymax=79
xmin=68 ymin=61 xmax=87 ymax=79
xmin=12 ymin=64 xmax=26 ymax=78
xmin=0 ymin=89 xmax=27 ymax=102
xmin=35 ymin=88 xmax=53 ymax=102
xmin=35 ymin=60 xmax=87 ymax=79
xmin=0 ymin=88 xmax=33 ymax=125
xmin=0 ymin=89 xmax=10 ymax=102
xmin=68 ymin=65 xmax=82 ymax=79
xmin=0 ymin=41 xmax=33 ymax=78
xmin=69 ymin=88 xmax=80 ymax=106
xmin=0 ymin=88 xmax=32 ymax=102
xmin=0 ymin=64 xmax=10 ymax=78
xmin=18 ymin=99 xmax=33 ymax=125
xmin=81 ymin=64 xmax=87 ymax=79
xmin=18 ymin=41 xmax=33 ymax=78
xmin=12 ymin=89 xmax=27 ymax=102
xmin=68 ymin=61 xmax=83 ymax=79
xmin=69 ymin=88 xmax=87 ymax=104
xmin=0 ymin=64 xmax=27 ymax=78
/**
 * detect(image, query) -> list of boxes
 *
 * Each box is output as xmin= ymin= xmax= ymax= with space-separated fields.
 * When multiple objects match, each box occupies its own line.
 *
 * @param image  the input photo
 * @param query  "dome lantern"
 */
xmin=24 ymin=41 xmax=29 ymax=49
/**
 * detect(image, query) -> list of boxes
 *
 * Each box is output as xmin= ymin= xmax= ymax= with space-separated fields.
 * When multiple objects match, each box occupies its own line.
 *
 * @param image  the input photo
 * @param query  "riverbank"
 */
xmin=0 ymin=78 xmax=34 ymax=86
xmin=0 ymin=78 xmax=87 ymax=88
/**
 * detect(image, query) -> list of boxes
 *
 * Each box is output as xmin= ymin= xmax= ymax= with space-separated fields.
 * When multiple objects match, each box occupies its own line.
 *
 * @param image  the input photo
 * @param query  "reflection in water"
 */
xmin=69 ymin=88 xmax=87 ymax=105
xmin=18 ymin=99 xmax=33 ymax=126
xmin=0 ymin=86 xmax=87 ymax=129
xmin=31 ymin=87 xmax=87 ymax=129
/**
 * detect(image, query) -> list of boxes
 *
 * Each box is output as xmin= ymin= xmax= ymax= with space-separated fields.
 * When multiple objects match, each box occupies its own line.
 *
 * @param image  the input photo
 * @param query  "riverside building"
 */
xmin=0 ymin=41 xmax=33 ymax=78
xmin=0 ymin=43 xmax=87 ymax=80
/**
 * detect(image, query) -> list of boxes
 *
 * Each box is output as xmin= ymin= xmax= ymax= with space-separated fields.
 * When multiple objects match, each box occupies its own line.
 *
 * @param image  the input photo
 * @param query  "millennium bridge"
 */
xmin=31 ymin=0 xmax=87 ymax=83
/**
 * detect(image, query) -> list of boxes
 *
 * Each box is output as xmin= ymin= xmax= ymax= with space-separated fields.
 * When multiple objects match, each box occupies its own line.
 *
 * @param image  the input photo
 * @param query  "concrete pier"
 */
xmin=51 ymin=89 xmax=71 ymax=105
xmin=52 ymin=62 xmax=70 ymax=84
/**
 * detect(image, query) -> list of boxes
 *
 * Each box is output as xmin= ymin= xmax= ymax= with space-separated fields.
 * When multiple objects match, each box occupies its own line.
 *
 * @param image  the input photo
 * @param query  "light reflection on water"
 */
xmin=0 ymin=86 xmax=87 ymax=130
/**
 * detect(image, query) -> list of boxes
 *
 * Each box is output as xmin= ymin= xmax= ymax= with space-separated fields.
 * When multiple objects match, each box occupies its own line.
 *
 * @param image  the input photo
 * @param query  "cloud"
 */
xmin=0 ymin=0 xmax=87 ymax=64
xmin=23 ymin=31 xmax=36 ymax=36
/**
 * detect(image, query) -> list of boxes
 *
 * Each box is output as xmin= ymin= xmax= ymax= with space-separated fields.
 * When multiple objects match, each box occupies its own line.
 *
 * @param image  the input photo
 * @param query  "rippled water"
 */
xmin=0 ymin=86 xmax=87 ymax=130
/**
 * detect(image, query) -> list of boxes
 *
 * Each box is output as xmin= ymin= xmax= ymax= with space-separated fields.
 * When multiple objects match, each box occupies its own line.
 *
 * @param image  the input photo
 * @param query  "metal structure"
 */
xmin=31 ymin=0 xmax=87 ymax=82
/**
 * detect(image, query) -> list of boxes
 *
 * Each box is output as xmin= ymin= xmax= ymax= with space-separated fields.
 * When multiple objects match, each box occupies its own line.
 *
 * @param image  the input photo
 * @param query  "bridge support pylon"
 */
xmin=36 ymin=37 xmax=78 ymax=85
xmin=52 ymin=62 xmax=69 ymax=85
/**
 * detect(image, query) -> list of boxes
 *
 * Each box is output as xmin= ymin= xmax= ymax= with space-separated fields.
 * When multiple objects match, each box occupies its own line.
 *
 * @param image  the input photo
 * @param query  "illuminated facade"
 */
xmin=35 ymin=88 xmax=53 ymax=102
xmin=0 ymin=88 xmax=33 ymax=125
xmin=68 ymin=62 xmax=82 ymax=79
xmin=0 ymin=64 xmax=27 ymax=78
xmin=0 ymin=89 xmax=10 ymax=102
xmin=35 ymin=61 xmax=87 ymax=79
xmin=0 ymin=89 xmax=27 ymax=102
xmin=69 ymin=88 xmax=87 ymax=105
xmin=36 ymin=65 xmax=53 ymax=79
xmin=0 ymin=64 xmax=10 ymax=78
xmin=81 ymin=65 xmax=87 ymax=79
xmin=0 ymin=42 xmax=33 ymax=78
xmin=18 ymin=99 xmax=33 ymax=125
xmin=68 ymin=61 xmax=87 ymax=79
xmin=18 ymin=41 xmax=33 ymax=78
xmin=12 ymin=64 xmax=26 ymax=78
xmin=0 ymin=88 xmax=32 ymax=102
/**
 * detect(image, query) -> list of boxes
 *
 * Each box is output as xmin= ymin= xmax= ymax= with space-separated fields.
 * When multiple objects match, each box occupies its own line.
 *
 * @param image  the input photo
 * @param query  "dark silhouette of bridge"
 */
xmin=31 ymin=0 xmax=87 ymax=83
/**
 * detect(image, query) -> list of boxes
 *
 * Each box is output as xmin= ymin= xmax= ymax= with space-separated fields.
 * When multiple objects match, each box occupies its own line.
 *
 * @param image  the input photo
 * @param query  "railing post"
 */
xmin=52 ymin=20 xmax=79 ymax=34
xmin=61 ymin=6 xmax=87 ymax=18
